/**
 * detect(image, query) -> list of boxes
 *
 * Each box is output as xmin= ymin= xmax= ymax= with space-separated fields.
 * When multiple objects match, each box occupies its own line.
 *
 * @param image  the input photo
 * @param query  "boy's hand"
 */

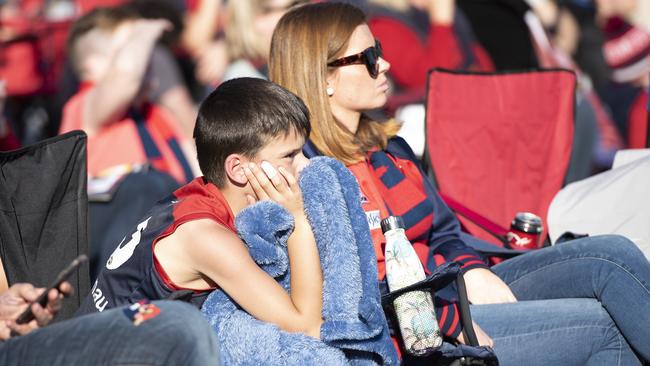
xmin=244 ymin=162 xmax=304 ymax=217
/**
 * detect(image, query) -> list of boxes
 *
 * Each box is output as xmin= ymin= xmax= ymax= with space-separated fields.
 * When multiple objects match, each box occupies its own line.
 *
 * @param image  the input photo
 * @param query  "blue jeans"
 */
xmin=470 ymin=235 xmax=650 ymax=365
xmin=0 ymin=301 xmax=220 ymax=365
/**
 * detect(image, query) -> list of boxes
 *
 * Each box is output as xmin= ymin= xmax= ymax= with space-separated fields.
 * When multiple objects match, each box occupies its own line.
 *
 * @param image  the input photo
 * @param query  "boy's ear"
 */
xmin=224 ymin=154 xmax=249 ymax=186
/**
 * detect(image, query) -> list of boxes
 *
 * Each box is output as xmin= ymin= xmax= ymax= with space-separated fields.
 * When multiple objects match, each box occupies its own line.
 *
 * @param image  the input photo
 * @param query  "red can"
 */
xmin=506 ymin=212 xmax=543 ymax=250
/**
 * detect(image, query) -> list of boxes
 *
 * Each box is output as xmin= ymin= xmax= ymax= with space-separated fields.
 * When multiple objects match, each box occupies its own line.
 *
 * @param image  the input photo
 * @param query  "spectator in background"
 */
xmin=60 ymin=6 xmax=195 ymax=184
xmin=59 ymin=7 xmax=197 ymax=280
xmin=124 ymin=0 xmax=200 ymax=146
xmin=597 ymin=0 xmax=650 ymax=148
xmin=181 ymin=0 xmax=229 ymax=88
xmin=362 ymin=0 xmax=493 ymax=100
xmin=221 ymin=0 xmax=309 ymax=82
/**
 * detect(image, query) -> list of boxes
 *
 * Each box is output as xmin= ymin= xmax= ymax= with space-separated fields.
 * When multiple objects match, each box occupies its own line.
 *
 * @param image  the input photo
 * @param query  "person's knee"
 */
xmin=580 ymin=234 xmax=640 ymax=258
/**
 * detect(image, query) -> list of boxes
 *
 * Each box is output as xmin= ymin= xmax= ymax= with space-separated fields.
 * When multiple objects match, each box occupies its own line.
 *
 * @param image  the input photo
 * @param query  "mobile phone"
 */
xmin=15 ymin=254 xmax=88 ymax=324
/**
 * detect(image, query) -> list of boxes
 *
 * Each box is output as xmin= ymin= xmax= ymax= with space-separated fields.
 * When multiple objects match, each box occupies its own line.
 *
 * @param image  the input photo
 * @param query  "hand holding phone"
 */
xmin=14 ymin=255 xmax=86 ymax=325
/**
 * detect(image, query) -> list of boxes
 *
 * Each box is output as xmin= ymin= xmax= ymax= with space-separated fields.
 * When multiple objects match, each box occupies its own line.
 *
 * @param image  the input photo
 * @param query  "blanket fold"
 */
xmin=201 ymin=157 xmax=398 ymax=365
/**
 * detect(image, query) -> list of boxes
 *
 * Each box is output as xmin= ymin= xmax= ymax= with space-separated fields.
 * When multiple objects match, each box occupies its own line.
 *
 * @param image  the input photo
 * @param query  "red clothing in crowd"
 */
xmin=368 ymin=18 xmax=493 ymax=93
xmin=60 ymin=83 xmax=191 ymax=183
xmin=76 ymin=0 xmax=126 ymax=14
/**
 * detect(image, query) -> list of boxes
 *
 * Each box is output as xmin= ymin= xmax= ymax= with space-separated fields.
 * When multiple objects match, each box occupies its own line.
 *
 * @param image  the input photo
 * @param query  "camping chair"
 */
xmin=424 ymin=68 xmax=576 ymax=248
xmin=0 ymin=131 xmax=90 ymax=321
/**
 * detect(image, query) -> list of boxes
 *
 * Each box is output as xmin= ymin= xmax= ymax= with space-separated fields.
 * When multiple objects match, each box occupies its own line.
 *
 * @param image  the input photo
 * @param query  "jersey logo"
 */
xmin=365 ymin=210 xmax=381 ymax=230
xmin=106 ymin=217 xmax=152 ymax=270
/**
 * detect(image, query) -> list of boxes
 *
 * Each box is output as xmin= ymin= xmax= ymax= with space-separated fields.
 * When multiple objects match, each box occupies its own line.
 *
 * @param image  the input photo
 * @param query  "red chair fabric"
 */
xmin=0 ymin=17 xmax=72 ymax=97
xmin=425 ymin=69 xmax=576 ymax=246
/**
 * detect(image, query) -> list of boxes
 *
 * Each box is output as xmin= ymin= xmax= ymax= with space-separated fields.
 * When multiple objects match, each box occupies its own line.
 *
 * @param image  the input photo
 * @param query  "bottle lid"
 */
xmin=511 ymin=212 xmax=543 ymax=233
xmin=381 ymin=216 xmax=405 ymax=234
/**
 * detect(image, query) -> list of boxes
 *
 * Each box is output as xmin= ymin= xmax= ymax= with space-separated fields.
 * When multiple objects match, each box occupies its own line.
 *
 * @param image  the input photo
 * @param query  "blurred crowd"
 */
xmin=1 ymin=0 xmax=649 ymax=276
xmin=1 ymin=0 xmax=648 ymax=160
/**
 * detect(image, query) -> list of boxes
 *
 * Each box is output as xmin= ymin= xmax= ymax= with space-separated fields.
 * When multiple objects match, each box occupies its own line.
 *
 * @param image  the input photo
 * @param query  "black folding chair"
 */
xmin=0 ymin=131 xmax=90 ymax=321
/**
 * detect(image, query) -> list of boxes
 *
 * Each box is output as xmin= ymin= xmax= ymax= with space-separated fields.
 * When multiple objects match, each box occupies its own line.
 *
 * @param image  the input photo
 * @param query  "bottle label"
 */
xmin=365 ymin=210 xmax=381 ymax=230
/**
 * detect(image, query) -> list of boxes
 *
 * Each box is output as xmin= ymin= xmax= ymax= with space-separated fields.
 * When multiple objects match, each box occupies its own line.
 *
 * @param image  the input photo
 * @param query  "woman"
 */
xmin=269 ymin=2 xmax=650 ymax=364
xmin=222 ymin=0 xmax=308 ymax=81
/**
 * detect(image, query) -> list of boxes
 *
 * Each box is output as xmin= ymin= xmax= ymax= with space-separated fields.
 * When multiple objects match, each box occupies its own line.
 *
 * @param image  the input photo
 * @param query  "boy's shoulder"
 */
xmin=170 ymin=178 xmax=237 ymax=232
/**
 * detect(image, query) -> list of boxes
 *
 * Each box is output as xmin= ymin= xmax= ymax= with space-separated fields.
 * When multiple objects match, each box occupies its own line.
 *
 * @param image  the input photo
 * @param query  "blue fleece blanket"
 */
xmin=201 ymin=157 xmax=398 ymax=365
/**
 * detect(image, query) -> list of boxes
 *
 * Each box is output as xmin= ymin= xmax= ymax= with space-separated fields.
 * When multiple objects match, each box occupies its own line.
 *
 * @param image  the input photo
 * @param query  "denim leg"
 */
xmin=491 ymin=235 xmax=650 ymax=361
xmin=0 ymin=300 xmax=220 ymax=366
xmin=471 ymin=299 xmax=640 ymax=366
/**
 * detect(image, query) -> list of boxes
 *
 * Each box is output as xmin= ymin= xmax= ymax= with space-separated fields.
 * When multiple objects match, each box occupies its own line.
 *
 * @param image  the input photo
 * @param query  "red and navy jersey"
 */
xmin=77 ymin=177 xmax=235 ymax=315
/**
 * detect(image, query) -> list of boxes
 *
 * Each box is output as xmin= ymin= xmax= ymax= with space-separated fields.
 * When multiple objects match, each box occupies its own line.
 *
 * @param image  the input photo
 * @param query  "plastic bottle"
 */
xmin=382 ymin=216 xmax=442 ymax=355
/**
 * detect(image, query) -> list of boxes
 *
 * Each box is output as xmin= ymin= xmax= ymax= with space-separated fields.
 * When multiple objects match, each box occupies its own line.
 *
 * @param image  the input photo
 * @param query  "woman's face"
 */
xmin=326 ymin=25 xmax=390 ymax=128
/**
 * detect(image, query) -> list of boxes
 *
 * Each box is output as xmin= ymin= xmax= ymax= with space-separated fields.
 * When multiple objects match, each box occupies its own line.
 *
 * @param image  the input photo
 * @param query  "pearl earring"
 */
xmin=326 ymin=87 xmax=334 ymax=96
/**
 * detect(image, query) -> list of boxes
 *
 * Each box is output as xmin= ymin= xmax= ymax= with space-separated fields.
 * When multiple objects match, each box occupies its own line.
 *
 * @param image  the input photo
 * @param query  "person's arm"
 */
xmin=0 ymin=283 xmax=72 ymax=341
xmin=242 ymin=162 xmax=323 ymax=335
xmin=181 ymin=0 xmax=222 ymax=58
xmin=369 ymin=0 xmax=462 ymax=92
xmin=81 ymin=19 xmax=171 ymax=136
xmin=188 ymin=219 xmax=323 ymax=337
xmin=369 ymin=18 xmax=462 ymax=92
xmin=159 ymin=163 xmax=322 ymax=337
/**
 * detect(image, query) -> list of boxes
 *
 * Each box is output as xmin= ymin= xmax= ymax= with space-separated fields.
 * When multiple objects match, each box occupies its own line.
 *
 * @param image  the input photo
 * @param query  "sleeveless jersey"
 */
xmin=77 ymin=177 xmax=235 ymax=314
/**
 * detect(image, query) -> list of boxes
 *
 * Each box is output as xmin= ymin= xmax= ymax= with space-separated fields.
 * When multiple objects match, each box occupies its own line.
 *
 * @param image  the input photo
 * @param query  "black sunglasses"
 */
xmin=327 ymin=40 xmax=383 ymax=79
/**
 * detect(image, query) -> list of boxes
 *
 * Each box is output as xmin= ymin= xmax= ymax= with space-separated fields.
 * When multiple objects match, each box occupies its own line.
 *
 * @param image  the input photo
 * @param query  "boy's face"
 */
xmin=253 ymin=129 xmax=309 ymax=178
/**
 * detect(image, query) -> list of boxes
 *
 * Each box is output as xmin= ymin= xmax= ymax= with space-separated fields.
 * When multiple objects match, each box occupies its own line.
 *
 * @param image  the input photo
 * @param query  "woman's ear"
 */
xmin=224 ymin=154 xmax=249 ymax=186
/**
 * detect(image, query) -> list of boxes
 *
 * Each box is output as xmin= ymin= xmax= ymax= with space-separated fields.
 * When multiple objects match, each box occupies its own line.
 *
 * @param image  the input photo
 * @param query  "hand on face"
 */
xmin=243 ymin=161 xmax=305 ymax=217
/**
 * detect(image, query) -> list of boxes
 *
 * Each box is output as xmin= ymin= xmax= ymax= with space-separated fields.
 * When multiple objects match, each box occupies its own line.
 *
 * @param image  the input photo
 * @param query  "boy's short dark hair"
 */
xmin=194 ymin=78 xmax=311 ymax=187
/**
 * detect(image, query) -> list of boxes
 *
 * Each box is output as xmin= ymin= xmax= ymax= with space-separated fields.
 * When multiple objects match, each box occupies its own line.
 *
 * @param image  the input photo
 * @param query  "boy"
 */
xmin=78 ymin=78 xmax=323 ymax=338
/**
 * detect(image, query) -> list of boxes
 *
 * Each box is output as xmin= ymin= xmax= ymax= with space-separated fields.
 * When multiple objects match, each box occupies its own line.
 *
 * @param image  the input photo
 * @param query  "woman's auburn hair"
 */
xmin=269 ymin=2 xmax=400 ymax=165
